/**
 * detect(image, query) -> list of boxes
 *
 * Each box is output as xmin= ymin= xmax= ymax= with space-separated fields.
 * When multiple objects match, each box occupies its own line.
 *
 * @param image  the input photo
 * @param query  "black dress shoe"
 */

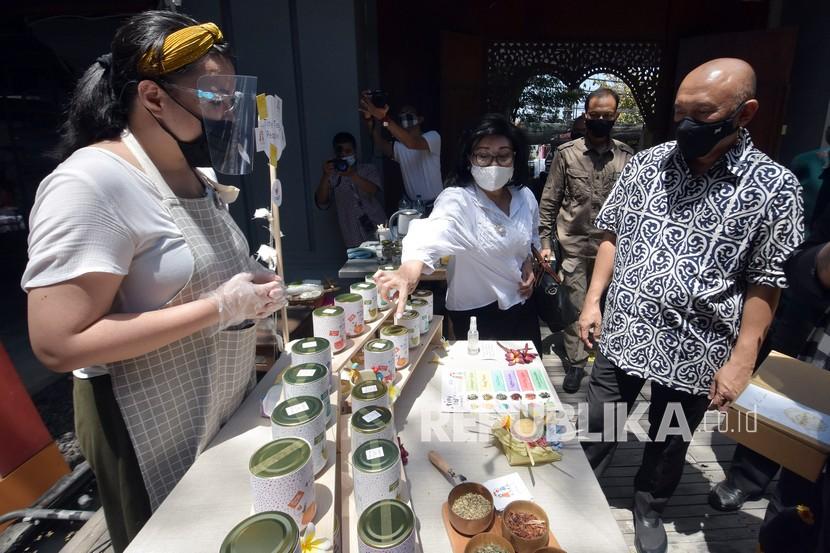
xmin=634 ymin=506 xmax=668 ymax=553
xmin=562 ymin=365 xmax=585 ymax=393
xmin=709 ymin=480 xmax=752 ymax=511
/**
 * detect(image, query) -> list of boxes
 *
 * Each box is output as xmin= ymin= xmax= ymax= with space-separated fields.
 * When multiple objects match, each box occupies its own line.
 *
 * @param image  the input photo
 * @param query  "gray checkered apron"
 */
xmin=109 ymin=132 xmax=257 ymax=509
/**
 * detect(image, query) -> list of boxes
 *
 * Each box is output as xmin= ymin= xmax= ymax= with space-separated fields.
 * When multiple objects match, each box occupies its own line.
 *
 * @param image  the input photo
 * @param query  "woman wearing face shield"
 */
xmin=374 ymin=113 xmax=543 ymax=350
xmin=21 ymin=12 xmax=284 ymax=551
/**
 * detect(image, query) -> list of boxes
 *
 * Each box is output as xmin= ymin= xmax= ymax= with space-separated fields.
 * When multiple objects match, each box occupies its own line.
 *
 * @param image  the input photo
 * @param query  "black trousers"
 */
xmin=760 ymin=468 xmax=829 ymax=553
xmin=582 ymin=351 xmax=711 ymax=516
xmin=448 ymin=299 xmax=542 ymax=353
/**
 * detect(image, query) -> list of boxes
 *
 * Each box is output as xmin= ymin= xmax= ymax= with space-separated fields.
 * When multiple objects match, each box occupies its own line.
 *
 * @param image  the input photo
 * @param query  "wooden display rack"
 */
xmin=338 ymin=315 xmax=445 ymax=552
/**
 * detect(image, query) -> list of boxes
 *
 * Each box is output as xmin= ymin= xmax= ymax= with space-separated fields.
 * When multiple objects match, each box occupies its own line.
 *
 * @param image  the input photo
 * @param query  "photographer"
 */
xmin=360 ymin=91 xmax=442 ymax=209
xmin=315 ymin=132 xmax=386 ymax=248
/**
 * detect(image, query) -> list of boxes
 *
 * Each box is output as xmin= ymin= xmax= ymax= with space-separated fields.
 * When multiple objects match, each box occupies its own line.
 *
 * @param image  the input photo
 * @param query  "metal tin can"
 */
xmin=313 ymin=306 xmax=347 ymax=352
xmin=335 ymin=293 xmax=365 ymax=337
xmin=271 ymin=396 xmax=327 ymax=474
xmin=351 ymin=380 xmax=389 ymax=413
xmin=411 ymin=289 xmax=434 ymax=321
xmin=290 ymin=337 xmax=332 ymax=372
xmin=350 ymin=406 xmax=395 ymax=451
xmin=283 ymin=363 xmax=331 ymax=422
xmin=394 ymin=310 xmax=421 ymax=348
xmin=363 ymin=339 xmax=395 ymax=382
xmin=351 ymin=282 xmax=379 ymax=322
xmin=379 ymin=325 xmax=410 ymax=369
xmin=220 ymin=511 xmax=300 ymax=553
xmin=249 ymin=438 xmax=315 ymax=528
xmin=357 ymin=499 xmax=416 ymax=553
xmin=407 ymin=298 xmax=430 ymax=334
xmin=351 ymin=439 xmax=402 ymax=514
xmin=364 ymin=275 xmax=390 ymax=312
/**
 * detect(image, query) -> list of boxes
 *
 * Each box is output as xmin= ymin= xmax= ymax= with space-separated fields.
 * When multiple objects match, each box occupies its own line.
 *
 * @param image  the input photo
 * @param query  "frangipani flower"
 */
xmin=300 ymin=523 xmax=333 ymax=553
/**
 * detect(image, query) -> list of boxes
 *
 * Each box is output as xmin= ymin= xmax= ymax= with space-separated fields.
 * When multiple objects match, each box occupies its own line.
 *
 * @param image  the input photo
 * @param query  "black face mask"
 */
xmin=585 ymin=118 xmax=614 ymax=138
xmin=675 ymin=103 xmax=745 ymax=162
xmin=151 ymin=85 xmax=216 ymax=168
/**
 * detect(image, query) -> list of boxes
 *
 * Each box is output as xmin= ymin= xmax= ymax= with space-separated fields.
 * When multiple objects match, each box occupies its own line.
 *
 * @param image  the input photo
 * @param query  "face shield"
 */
xmin=194 ymin=74 xmax=258 ymax=175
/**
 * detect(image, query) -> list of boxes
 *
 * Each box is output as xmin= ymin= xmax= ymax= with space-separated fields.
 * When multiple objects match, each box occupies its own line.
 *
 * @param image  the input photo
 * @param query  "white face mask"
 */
xmin=471 ymin=165 xmax=513 ymax=191
xmin=342 ymin=155 xmax=356 ymax=166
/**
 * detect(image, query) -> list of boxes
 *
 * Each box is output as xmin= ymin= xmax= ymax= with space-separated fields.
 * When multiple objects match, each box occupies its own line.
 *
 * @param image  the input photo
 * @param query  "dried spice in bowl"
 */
xmin=504 ymin=510 xmax=547 ymax=540
xmin=473 ymin=545 xmax=509 ymax=553
xmin=451 ymin=492 xmax=492 ymax=520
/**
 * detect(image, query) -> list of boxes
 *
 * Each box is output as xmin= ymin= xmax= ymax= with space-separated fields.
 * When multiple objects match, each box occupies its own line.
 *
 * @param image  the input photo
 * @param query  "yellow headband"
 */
xmin=139 ymin=22 xmax=224 ymax=75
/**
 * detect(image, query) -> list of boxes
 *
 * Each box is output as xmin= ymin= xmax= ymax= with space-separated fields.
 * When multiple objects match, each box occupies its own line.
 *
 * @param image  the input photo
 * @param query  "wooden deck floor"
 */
xmin=540 ymin=329 xmax=770 ymax=553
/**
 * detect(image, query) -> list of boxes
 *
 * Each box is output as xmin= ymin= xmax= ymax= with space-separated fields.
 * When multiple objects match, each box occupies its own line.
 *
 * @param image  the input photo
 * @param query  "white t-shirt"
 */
xmin=392 ymin=130 xmax=443 ymax=201
xmin=402 ymin=184 xmax=541 ymax=311
xmin=22 ymin=147 xmax=196 ymax=378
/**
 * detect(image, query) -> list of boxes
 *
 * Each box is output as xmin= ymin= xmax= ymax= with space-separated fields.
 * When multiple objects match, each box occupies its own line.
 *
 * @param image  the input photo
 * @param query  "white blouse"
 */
xmin=402 ymin=184 xmax=540 ymax=311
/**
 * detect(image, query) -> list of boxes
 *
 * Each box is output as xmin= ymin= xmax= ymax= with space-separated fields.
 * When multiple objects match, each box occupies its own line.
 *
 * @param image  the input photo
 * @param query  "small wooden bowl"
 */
xmin=532 ymin=547 xmax=567 ymax=553
xmin=464 ymin=532 xmax=515 ymax=553
xmin=447 ymin=482 xmax=495 ymax=536
xmin=501 ymin=500 xmax=550 ymax=553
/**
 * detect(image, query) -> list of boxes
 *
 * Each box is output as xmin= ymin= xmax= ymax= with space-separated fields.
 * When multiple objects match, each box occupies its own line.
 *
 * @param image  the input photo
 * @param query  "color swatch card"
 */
xmin=440 ymin=364 xmax=558 ymax=413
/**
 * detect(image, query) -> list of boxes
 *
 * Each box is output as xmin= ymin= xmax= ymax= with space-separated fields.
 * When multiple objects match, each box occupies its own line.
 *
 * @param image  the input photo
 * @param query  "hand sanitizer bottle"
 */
xmin=467 ymin=316 xmax=480 ymax=355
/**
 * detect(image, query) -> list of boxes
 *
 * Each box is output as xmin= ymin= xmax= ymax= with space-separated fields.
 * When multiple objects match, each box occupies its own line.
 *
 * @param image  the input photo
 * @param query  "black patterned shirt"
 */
xmin=595 ymin=129 xmax=804 ymax=394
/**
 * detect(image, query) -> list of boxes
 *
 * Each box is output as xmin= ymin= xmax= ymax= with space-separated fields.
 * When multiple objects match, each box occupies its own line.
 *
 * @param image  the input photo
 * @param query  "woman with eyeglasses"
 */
xmin=21 ymin=12 xmax=285 ymax=551
xmin=374 ymin=113 xmax=542 ymax=349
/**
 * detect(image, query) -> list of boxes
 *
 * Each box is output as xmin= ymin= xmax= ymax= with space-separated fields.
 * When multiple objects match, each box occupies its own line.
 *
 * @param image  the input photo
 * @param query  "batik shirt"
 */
xmin=595 ymin=129 xmax=804 ymax=395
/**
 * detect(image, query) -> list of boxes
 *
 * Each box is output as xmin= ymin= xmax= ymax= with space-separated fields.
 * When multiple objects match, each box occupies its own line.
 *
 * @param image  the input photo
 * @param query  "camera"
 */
xmin=331 ymin=158 xmax=349 ymax=172
xmin=370 ymin=89 xmax=388 ymax=108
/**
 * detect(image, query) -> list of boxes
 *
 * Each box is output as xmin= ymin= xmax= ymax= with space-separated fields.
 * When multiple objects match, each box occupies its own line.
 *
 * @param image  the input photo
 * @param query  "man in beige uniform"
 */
xmin=539 ymin=87 xmax=634 ymax=393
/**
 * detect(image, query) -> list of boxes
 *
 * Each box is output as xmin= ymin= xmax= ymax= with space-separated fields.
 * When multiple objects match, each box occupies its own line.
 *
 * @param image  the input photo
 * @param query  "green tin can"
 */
xmin=351 ymin=379 xmax=389 ymax=413
xmin=352 ymin=439 xmax=402 ymax=514
xmin=350 ymin=405 xmax=395 ymax=451
xmin=283 ymin=363 xmax=331 ymax=422
xmin=220 ymin=511 xmax=300 ymax=553
xmin=271 ymin=396 xmax=327 ymax=474
xmin=357 ymin=499 xmax=415 ymax=552
xmin=249 ymin=438 xmax=315 ymax=528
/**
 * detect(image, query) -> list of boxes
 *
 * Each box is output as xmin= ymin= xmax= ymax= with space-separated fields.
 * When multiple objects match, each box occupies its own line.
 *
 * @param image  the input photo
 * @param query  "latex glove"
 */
xmin=202 ymin=272 xmax=286 ymax=328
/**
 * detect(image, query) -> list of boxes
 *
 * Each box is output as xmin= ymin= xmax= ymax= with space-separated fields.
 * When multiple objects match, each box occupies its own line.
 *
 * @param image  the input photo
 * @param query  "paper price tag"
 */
xmin=271 ymin=178 xmax=282 ymax=207
xmin=255 ymin=127 xmax=266 ymax=152
xmin=256 ymin=93 xmax=268 ymax=120
xmin=362 ymin=410 xmax=382 ymax=423
xmin=285 ymin=402 xmax=309 ymax=416
xmin=297 ymin=369 xmax=316 ymax=377
xmin=301 ymin=341 xmax=317 ymax=350
xmin=365 ymin=446 xmax=385 ymax=461
xmin=370 ymin=343 xmax=385 ymax=351
xmin=323 ymin=308 xmax=337 ymax=315
xmin=362 ymin=385 xmax=378 ymax=393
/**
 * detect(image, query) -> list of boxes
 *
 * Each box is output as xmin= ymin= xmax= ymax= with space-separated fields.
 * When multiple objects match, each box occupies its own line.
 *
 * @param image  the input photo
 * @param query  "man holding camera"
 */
xmin=315 ymin=132 xmax=386 ymax=248
xmin=360 ymin=91 xmax=443 ymax=208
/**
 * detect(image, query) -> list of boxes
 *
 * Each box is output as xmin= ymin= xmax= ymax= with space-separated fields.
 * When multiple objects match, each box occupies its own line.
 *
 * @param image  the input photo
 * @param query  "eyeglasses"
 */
xmin=162 ymin=82 xmax=243 ymax=110
xmin=585 ymin=111 xmax=617 ymax=120
xmin=471 ymin=151 xmax=515 ymax=167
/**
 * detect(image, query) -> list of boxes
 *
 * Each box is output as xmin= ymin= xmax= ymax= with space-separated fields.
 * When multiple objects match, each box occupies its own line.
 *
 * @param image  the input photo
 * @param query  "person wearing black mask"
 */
xmin=576 ymin=58 xmax=804 ymax=553
xmin=538 ymin=88 xmax=634 ymax=392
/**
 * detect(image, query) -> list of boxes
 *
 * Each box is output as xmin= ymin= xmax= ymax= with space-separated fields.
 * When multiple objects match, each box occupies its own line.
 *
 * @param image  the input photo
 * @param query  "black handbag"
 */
xmin=531 ymin=243 xmax=579 ymax=333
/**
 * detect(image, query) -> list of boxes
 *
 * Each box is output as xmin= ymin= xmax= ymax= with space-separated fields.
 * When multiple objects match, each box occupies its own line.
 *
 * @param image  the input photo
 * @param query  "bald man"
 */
xmin=576 ymin=58 xmax=804 ymax=553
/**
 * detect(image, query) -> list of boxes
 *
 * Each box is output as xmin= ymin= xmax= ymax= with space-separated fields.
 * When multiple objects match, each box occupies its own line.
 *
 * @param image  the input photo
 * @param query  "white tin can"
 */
xmin=271 ymin=396 xmax=327 ymax=474
xmin=350 ymin=406 xmax=396 ymax=452
xmin=411 ymin=289 xmax=434 ymax=321
xmin=221 ymin=511 xmax=301 ymax=553
xmin=365 ymin=274 xmax=390 ymax=311
xmin=407 ymin=298 xmax=430 ymax=334
xmin=313 ymin=306 xmax=347 ymax=352
xmin=352 ymin=439 xmax=402 ymax=514
xmin=363 ymin=339 xmax=395 ymax=383
xmin=283 ymin=363 xmax=331 ymax=422
xmin=379 ymin=325 xmax=410 ymax=370
xmin=394 ymin=310 xmax=421 ymax=349
xmin=290 ymin=337 xmax=332 ymax=372
xmin=351 ymin=282 xmax=379 ymax=323
xmin=351 ymin=380 xmax=389 ymax=413
xmin=249 ymin=437 xmax=316 ymax=529
xmin=357 ymin=499 xmax=415 ymax=553
xmin=335 ymin=293 xmax=365 ymax=338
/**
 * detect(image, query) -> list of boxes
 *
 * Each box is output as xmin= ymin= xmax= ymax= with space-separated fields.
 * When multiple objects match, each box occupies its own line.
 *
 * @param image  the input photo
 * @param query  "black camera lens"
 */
xmin=333 ymin=159 xmax=349 ymax=172
xmin=371 ymin=90 xmax=388 ymax=108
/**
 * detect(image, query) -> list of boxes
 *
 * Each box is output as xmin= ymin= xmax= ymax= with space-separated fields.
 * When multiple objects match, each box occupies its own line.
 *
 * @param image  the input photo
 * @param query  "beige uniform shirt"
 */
xmin=539 ymin=137 xmax=634 ymax=267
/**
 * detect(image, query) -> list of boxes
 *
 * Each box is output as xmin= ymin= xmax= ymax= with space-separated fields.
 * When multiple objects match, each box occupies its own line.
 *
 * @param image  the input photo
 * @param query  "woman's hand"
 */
xmin=374 ymin=260 xmax=424 ymax=315
xmin=518 ymin=256 xmax=535 ymax=298
xmin=203 ymin=272 xmax=285 ymax=327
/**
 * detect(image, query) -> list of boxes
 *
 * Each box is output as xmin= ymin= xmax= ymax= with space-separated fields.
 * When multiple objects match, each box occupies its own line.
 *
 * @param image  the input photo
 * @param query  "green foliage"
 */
xmin=512 ymin=74 xmax=585 ymax=126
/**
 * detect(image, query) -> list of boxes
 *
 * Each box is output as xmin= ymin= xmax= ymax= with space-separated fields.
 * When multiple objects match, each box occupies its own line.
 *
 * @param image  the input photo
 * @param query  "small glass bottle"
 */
xmin=414 ymin=194 xmax=425 ymax=215
xmin=467 ymin=316 xmax=480 ymax=355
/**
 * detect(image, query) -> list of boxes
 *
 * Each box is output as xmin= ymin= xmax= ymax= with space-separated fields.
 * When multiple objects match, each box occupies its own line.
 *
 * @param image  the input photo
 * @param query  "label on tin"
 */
xmin=362 ymin=410 xmax=382 ymax=423
xmin=362 ymin=385 xmax=378 ymax=394
xmin=301 ymin=341 xmax=318 ymax=350
xmin=365 ymin=446 xmax=385 ymax=460
xmin=286 ymin=402 xmax=309 ymax=416
xmin=297 ymin=368 xmax=316 ymax=377
xmin=323 ymin=308 xmax=337 ymax=315
xmin=369 ymin=343 xmax=386 ymax=351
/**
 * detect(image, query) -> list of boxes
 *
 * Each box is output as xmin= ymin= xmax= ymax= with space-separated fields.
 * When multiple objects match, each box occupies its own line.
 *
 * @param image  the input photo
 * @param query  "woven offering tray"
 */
xmin=441 ymin=503 xmax=563 ymax=553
